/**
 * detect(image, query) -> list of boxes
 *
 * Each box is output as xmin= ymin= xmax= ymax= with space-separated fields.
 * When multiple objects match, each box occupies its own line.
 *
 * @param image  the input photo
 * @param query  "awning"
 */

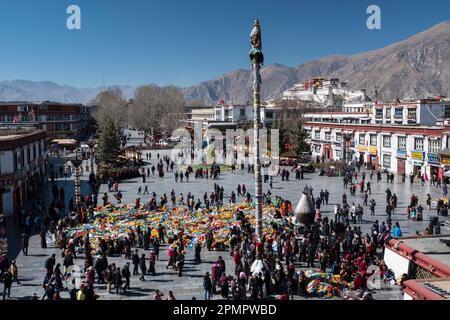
xmin=439 ymin=149 xmax=450 ymax=158
xmin=51 ymin=139 xmax=77 ymax=145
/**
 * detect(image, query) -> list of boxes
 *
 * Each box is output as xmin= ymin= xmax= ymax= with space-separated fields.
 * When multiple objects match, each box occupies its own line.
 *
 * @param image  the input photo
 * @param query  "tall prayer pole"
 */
xmin=249 ymin=19 xmax=264 ymax=239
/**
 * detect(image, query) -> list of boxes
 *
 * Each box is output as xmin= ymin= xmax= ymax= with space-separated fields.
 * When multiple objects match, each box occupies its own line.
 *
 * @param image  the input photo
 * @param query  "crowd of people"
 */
xmin=1 ymin=142 xmax=449 ymax=301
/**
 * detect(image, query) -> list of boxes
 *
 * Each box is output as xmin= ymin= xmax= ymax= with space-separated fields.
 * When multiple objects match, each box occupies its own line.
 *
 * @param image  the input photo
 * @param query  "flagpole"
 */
xmin=249 ymin=19 xmax=264 ymax=239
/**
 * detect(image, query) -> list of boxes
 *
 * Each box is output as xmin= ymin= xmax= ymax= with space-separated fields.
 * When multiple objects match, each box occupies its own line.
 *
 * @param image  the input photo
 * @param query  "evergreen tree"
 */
xmin=293 ymin=121 xmax=310 ymax=158
xmin=98 ymin=120 xmax=120 ymax=164
xmin=272 ymin=118 xmax=289 ymax=154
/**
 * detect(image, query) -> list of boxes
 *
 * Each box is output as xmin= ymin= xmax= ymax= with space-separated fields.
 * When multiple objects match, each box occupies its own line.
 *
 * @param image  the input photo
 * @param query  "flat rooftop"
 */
xmin=405 ymin=277 xmax=450 ymax=300
xmin=422 ymin=279 xmax=450 ymax=299
xmin=401 ymin=235 xmax=450 ymax=267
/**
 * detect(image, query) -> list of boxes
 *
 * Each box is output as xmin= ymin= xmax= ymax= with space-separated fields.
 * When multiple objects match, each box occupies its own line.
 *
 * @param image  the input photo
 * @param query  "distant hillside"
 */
xmin=0 ymin=80 xmax=135 ymax=104
xmin=183 ymin=21 xmax=450 ymax=104
xmin=2 ymin=21 xmax=450 ymax=105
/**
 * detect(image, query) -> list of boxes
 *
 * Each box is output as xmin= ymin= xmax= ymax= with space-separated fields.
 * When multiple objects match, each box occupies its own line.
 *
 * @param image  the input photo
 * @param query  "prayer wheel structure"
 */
xmin=295 ymin=192 xmax=315 ymax=226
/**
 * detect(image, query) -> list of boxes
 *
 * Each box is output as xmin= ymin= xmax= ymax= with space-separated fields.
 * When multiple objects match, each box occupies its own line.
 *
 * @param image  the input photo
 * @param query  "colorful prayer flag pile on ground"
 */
xmin=66 ymin=203 xmax=287 ymax=249
xmin=305 ymin=272 xmax=352 ymax=298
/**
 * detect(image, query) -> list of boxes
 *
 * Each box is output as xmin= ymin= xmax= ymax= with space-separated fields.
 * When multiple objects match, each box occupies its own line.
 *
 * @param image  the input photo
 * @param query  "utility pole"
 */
xmin=249 ymin=19 xmax=264 ymax=239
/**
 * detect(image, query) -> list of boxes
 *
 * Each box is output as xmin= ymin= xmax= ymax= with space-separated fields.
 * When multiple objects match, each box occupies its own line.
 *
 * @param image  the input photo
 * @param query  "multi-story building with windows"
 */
xmin=305 ymin=98 xmax=450 ymax=178
xmin=282 ymin=78 xmax=372 ymax=110
xmin=186 ymin=103 xmax=265 ymax=129
xmin=0 ymin=101 xmax=95 ymax=140
xmin=0 ymin=126 xmax=48 ymax=217
xmin=372 ymin=99 xmax=450 ymax=125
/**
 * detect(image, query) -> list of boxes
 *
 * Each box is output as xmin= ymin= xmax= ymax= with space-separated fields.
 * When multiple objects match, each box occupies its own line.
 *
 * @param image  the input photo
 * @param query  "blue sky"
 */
xmin=0 ymin=0 xmax=449 ymax=88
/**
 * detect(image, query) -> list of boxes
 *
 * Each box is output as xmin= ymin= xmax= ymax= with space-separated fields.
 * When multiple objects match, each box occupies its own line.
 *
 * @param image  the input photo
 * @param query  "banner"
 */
xmin=411 ymin=151 xmax=424 ymax=161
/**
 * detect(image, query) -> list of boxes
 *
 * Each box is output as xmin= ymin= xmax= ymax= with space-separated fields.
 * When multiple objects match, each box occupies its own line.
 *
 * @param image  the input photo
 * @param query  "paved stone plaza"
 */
xmin=3 ymin=131 xmax=449 ymax=300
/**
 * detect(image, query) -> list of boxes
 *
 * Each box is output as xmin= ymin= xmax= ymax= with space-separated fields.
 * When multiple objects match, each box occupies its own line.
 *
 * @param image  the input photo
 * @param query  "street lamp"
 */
xmin=87 ymin=138 xmax=95 ymax=174
xmin=69 ymin=149 xmax=83 ymax=214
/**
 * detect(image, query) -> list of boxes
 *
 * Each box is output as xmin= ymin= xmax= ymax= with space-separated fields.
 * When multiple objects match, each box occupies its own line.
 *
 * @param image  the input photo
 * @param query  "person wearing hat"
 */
xmin=2 ymin=268 xmax=13 ymax=299
xmin=139 ymin=254 xmax=147 ymax=281
xmin=203 ymin=272 xmax=213 ymax=300
xmin=122 ymin=263 xmax=131 ymax=291
xmin=148 ymin=251 xmax=156 ymax=276
xmin=114 ymin=267 xmax=123 ymax=295
xmin=194 ymin=241 xmax=202 ymax=264
xmin=131 ymin=249 xmax=140 ymax=275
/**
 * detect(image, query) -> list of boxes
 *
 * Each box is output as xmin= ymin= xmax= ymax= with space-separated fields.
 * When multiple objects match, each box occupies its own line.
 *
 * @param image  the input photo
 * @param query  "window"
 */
xmin=370 ymin=134 xmax=377 ymax=146
xmin=382 ymin=135 xmax=391 ymax=148
xmin=33 ymin=145 xmax=36 ymax=160
xmin=407 ymin=108 xmax=417 ymax=119
xmin=325 ymin=132 xmax=331 ymax=141
xmin=315 ymin=131 xmax=320 ymax=139
xmin=240 ymin=109 xmax=245 ymax=117
xmin=335 ymin=133 xmax=342 ymax=142
xmin=394 ymin=108 xmax=403 ymax=118
xmin=47 ymin=114 xmax=71 ymax=121
xmin=13 ymin=152 xmax=18 ymax=171
xmin=359 ymin=134 xmax=365 ymax=145
xmin=17 ymin=105 xmax=29 ymax=112
xmin=314 ymin=145 xmax=321 ymax=153
xmin=445 ymin=106 xmax=450 ymax=119
xmin=385 ymin=108 xmax=391 ymax=118
xmin=26 ymin=147 xmax=30 ymax=164
xmin=335 ymin=150 xmax=341 ymax=158
xmin=429 ymin=139 xmax=441 ymax=154
xmin=266 ymin=111 xmax=273 ymax=119
xmin=375 ymin=109 xmax=383 ymax=118
xmin=398 ymin=137 xmax=406 ymax=150
xmin=414 ymin=138 xmax=424 ymax=150
xmin=383 ymin=154 xmax=391 ymax=169
xmin=20 ymin=149 xmax=24 ymax=167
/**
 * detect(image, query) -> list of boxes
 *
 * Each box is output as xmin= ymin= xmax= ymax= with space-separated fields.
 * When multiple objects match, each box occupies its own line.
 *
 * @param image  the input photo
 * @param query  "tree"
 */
xmin=271 ymin=118 xmax=285 ymax=154
xmin=98 ymin=120 xmax=121 ymax=165
xmin=293 ymin=121 xmax=310 ymax=158
xmin=91 ymin=88 xmax=128 ymax=130
xmin=128 ymin=85 xmax=186 ymax=136
xmin=270 ymin=98 xmax=316 ymax=157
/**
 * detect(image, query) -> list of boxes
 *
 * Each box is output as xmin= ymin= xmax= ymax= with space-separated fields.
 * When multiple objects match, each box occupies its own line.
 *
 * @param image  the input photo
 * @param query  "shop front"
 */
xmin=427 ymin=153 xmax=442 ymax=180
xmin=355 ymin=145 xmax=368 ymax=165
xmin=439 ymin=149 xmax=450 ymax=182
xmin=396 ymin=150 xmax=407 ymax=176
xmin=0 ymin=175 xmax=16 ymax=217
xmin=369 ymin=146 xmax=378 ymax=170
xmin=322 ymin=144 xmax=333 ymax=160
xmin=411 ymin=151 xmax=425 ymax=177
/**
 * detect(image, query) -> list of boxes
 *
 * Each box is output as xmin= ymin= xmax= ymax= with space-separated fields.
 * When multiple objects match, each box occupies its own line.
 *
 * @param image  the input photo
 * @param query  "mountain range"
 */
xmin=2 ymin=21 xmax=450 ymax=105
